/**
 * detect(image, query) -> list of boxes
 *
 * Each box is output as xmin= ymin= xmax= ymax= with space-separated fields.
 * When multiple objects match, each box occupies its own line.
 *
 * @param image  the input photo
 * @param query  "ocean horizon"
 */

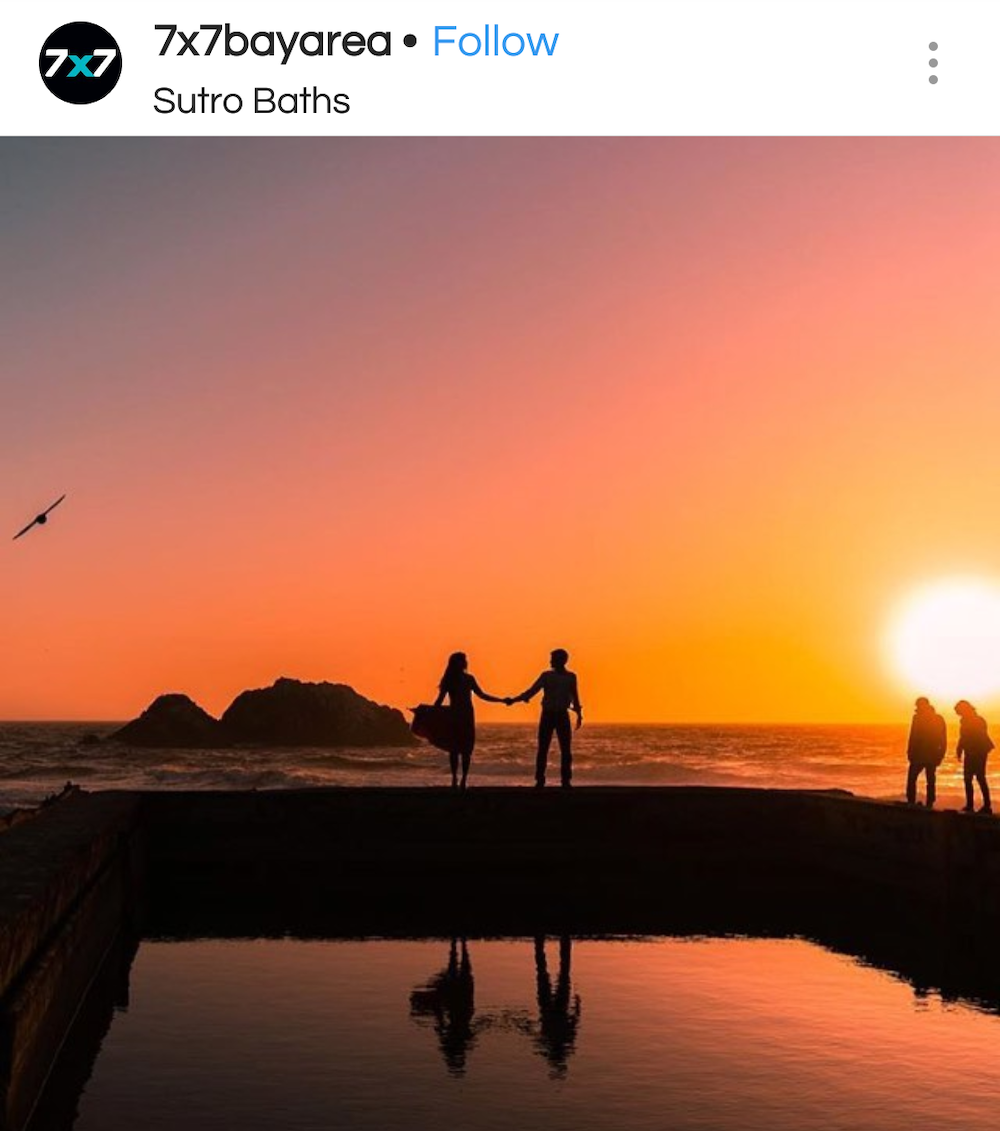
xmin=0 ymin=720 xmax=963 ymax=812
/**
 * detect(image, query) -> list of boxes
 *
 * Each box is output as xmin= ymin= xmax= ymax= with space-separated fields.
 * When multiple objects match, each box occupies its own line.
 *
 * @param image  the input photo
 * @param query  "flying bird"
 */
xmin=13 ymin=495 xmax=67 ymax=541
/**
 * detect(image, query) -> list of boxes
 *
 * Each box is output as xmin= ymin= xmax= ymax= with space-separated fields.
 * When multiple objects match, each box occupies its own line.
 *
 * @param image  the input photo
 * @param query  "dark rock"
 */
xmin=109 ymin=694 xmax=225 ymax=748
xmin=108 ymin=678 xmax=416 ymax=749
xmin=221 ymin=677 xmax=417 ymax=747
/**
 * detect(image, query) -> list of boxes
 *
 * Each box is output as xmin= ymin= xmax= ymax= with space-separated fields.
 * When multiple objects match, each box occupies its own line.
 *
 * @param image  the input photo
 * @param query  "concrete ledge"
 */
xmin=0 ymin=793 xmax=140 ymax=1004
xmin=0 ymin=860 xmax=130 ymax=1131
xmin=134 ymin=785 xmax=995 ymax=886
xmin=0 ymin=793 xmax=141 ymax=1131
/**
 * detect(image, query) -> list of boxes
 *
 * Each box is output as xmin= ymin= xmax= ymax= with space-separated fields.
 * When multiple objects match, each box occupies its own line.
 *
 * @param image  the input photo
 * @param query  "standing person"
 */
xmin=905 ymin=697 xmax=947 ymax=807
xmin=955 ymin=699 xmax=994 ymax=814
xmin=510 ymin=649 xmax=583 ymax=788
xmin=434 ymin=652 xmax=506 ymax=790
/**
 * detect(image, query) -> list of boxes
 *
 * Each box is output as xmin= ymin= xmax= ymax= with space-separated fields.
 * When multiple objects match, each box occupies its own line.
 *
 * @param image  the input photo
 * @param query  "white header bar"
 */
xmin=0 ymin=1 xmax=989 ymax=135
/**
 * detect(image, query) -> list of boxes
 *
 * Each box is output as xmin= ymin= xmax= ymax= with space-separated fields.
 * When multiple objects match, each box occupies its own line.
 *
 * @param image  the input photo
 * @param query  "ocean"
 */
xmin=0 ymin=721 xmax=959 ymax=811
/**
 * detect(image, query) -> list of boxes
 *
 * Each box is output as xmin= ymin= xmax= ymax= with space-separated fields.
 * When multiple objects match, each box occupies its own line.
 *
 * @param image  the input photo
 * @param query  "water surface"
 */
xmin=58 ymin=936 xmax=1000 ymax=1131
xmin=0 ymin=723 xmax=954 ymax=809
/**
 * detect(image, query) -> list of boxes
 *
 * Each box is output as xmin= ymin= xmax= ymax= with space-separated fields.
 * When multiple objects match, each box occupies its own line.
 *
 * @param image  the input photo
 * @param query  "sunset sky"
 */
xmin=4 ymin=137 xmax=1000 ymax=722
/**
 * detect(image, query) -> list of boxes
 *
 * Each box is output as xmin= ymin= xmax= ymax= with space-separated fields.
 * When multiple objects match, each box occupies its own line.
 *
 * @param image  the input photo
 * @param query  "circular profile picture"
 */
xmin=39 ymin=22 xmax=122 ymax=104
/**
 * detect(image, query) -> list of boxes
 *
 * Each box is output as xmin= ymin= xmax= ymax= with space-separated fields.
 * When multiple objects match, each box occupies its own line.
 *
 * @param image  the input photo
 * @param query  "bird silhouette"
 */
xmin=13 ymin=495 xmax=66 ymax=541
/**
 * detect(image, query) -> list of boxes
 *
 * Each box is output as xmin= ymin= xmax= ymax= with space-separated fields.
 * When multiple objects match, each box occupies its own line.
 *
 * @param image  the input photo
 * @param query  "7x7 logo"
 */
xmin=44 ymin=49 xmax=117 ymax=79
xmin=39 ymin=22 xmax=123 ymax=104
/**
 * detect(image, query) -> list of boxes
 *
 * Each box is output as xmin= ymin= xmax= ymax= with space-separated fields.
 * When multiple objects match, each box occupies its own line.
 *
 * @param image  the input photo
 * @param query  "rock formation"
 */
xmin=109 ymin=694 xmax=225 ymax=748
xmin=108 ymin=678 xmax=415 ymax=749
xmin=221 ymin=678 xmax=415 ymax=747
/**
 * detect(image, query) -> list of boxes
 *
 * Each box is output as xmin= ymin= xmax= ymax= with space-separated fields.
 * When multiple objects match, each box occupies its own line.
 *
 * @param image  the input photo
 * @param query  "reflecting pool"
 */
xmin=37 ymin=935 xmax=1000 ymax=1131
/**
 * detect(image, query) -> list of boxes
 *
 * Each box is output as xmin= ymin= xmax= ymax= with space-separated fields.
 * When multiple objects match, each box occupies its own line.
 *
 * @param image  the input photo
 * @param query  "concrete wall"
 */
xmin=0 ymin=793 xmax=141 ymax=1131
xmin=138 ymin=785 xmax=1000 ymax=903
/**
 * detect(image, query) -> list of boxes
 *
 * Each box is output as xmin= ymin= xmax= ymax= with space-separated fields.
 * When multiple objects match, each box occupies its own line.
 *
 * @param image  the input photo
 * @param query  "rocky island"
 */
xmin=109 ymin=677 xmax=415 ymax=748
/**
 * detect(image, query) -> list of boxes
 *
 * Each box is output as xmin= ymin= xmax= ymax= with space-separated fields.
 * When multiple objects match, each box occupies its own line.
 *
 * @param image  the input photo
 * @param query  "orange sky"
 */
xmin=4 ymin=137 xmax=1000 ymax=722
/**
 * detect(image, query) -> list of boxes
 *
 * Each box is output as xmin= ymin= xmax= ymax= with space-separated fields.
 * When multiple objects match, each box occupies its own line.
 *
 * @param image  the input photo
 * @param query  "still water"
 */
xmin=57 ymin=936 xmax=1000 ymax=1131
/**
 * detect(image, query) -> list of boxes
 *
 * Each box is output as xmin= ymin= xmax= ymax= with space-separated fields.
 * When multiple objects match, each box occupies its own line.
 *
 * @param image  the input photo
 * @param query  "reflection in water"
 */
xmin=409 ymin=937 xmax=584 ymax=1079
xmin=533 ymin=935 xmax=581 ymax=1078
xmin=410 ymin=938 xmax=478 ymax=1075
xmin=34 ymin=905 xmax=1000 ymax=1131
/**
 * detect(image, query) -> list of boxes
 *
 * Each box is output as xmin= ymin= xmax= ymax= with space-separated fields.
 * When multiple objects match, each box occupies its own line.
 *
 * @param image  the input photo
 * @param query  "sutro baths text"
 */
xmin=153 ymin=87 xmax=350 ymax=114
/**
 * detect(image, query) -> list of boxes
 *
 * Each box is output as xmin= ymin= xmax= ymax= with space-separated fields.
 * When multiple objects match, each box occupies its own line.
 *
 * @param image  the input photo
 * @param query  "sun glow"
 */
xmin=887 ymin=578 xmax=1000 ymax=703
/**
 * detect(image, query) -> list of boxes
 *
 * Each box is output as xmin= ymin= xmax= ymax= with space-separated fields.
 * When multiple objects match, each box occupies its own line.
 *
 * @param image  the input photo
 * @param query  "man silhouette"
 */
xmin=905 ymin=697 xmax=946 ymax=807
xmin=510 ymin=649 xmax=582 ymax=788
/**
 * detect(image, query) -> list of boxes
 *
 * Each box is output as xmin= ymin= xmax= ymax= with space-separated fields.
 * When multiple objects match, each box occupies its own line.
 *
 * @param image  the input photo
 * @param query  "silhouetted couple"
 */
xmin=906 ymin=697 xmax=993 ymax=813
xmin=434 ymin=649 xmax=583 ymax=789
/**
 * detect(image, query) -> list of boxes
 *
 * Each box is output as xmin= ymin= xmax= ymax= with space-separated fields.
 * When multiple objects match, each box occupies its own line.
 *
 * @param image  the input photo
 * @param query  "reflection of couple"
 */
xmin=435 ymin=649 xmax=583 ymax=790
xmin=410 ymin=936 xmax=581 ymax=1078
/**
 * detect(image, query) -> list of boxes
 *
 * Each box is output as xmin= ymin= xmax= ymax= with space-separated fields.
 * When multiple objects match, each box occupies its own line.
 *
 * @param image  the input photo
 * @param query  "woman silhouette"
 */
xmin=434 ymin=652 xmax=505 ymax=789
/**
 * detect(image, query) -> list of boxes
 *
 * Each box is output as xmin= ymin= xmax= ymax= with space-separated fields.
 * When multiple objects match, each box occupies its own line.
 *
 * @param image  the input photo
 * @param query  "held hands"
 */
xmin=575 ymin=711 xmax=583 ymax=731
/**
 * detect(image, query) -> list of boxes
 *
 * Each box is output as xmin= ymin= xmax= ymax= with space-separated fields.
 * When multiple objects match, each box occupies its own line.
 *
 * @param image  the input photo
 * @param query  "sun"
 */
xmin=887 ymin=577 xmax=1000 ymax=703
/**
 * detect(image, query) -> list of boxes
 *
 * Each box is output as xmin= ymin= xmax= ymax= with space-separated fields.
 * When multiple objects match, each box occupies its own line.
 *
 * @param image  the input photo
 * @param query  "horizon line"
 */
xmin=0 ymin=718 xmax=911 ymax=729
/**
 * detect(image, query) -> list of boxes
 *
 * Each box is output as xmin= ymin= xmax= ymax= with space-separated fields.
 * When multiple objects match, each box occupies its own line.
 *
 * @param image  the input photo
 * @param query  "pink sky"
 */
xmin=4 ymin=138 xmax=1000 ymax=721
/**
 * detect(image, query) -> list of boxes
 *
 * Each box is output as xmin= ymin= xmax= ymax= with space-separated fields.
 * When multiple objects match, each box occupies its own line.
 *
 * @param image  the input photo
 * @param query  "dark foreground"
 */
xmin=2 ymin=786 xmax=1000 ymax=1130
